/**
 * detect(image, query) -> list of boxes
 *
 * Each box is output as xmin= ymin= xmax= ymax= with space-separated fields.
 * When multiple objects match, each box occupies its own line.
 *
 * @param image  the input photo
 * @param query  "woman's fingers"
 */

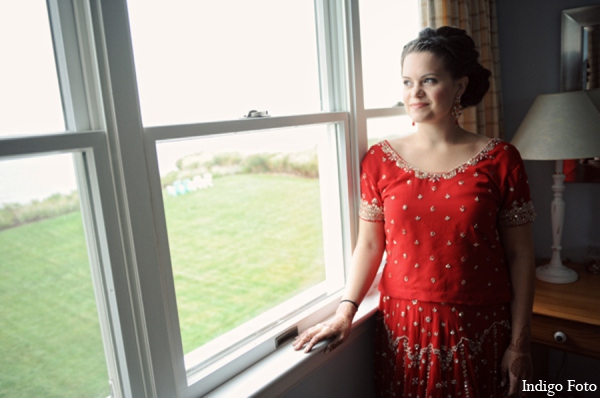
xmin=293 ymin=323 xmax=340 ymax=353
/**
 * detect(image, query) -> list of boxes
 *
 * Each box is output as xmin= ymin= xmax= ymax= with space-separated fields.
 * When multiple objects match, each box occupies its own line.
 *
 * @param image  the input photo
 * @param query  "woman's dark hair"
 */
xmin=401 ymin=26 xmax=491 ymax=108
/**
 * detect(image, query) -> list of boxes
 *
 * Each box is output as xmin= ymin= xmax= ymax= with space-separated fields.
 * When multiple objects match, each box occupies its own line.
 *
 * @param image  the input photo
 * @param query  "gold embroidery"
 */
xmin=359 ymin=198 xmax=384 ymax=221
xmin=383 ymin=315 xmax=511 ymax=373
xmin=379 ymin=139 xmax=501 ymax=181
xmin=498 ymin=200 xmax=536 ymax=227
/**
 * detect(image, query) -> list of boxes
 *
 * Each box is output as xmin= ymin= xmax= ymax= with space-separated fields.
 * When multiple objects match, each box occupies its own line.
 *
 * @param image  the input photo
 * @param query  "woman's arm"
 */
xmin=498 ymin=222 xmax=536 ymax=396
xmin=292 ymin=219 xmax=385 ymax=353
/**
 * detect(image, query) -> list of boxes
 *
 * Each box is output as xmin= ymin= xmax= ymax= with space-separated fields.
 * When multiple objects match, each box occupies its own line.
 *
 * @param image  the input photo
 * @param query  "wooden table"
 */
xmin=531 ymin=262 xmax=600 ymax=358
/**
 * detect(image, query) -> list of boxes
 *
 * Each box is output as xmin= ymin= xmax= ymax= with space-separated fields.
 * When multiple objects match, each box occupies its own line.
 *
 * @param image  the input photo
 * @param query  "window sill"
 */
xmin=203 ymin=289 xmax=380 ymax=397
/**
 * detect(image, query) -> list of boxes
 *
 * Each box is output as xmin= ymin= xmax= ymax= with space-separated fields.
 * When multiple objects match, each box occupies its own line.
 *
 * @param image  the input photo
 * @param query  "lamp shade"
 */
xmin=511 ymin=89 xmax=600 ymax=160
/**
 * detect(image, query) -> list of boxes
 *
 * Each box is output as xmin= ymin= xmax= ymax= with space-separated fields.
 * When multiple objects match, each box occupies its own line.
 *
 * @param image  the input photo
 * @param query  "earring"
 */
xmin=412 ymin=121 xmax=415 ymax=126
xmin=451 ymin=94 xmax=463 ymax=121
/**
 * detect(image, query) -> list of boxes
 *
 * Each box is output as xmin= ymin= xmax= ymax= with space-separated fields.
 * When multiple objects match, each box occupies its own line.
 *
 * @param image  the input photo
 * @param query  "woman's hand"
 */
xmin=500 ymin=345 xmax=533 ymax=397
xmin=292 ymin=302 xmax=357 ymax=354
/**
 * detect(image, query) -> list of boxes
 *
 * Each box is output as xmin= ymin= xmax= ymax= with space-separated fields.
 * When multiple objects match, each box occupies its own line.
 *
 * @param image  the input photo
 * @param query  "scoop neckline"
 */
xmin=380 ymin=138 xmax=500 ymax=180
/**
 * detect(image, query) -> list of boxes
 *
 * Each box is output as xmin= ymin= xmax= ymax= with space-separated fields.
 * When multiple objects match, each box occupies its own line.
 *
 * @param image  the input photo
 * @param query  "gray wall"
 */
xmin=281 ymin=2 xmax=600 ymax=396
xmin=497 ymin=1 xmax=600 ymax=396
xmin=497 ymin=0 xmax=600 ymax=262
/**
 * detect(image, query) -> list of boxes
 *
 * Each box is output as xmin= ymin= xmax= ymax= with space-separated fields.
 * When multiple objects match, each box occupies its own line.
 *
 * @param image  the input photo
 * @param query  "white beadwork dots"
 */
xmin=430 ymin=206 xmax=436 ymax=212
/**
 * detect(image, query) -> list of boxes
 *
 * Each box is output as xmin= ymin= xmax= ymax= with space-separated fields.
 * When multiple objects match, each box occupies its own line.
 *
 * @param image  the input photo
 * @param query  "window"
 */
xmin=127 ymin=0 xmax=322 ymax=126
xmin=0 ymin=2 xmax=134 ymax=397
xmin=359 ymin=0 xmax=419 ymax=109
xmin=0 ymin=1 xmax=63 ymax=136
xmin=127 ymin=1 xmax=354 ymax=393
xmin=0 ymin=154 xmax=110 ymax=398
xmin=0 ymin=1 xmax=420 ymax=396
xmin=145 ymin=117 xmax=349 ymax=387
xmin=358 ymin=0 xmax=420 ymax=145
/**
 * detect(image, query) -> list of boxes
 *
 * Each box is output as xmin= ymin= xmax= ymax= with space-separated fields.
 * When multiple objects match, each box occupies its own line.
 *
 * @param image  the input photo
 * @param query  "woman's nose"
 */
xmin=413 ymin=86 xmax=424 ymax=97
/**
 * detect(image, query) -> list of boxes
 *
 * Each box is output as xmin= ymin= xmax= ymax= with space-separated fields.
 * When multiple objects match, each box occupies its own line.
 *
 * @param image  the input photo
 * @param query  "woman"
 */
xmin=293 ymin=26 xmax=536 ymax=397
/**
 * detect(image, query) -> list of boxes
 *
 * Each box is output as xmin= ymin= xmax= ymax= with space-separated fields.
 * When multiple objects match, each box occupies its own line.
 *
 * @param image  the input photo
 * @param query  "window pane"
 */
xmin=157 ymin=126 xmax=331 ymax=361
xmin=0 ymin=2 xmax=64 ymax=137
xmin=127 ymin=0 xmax=321 ymax=126
xmin=360 ymin=0 xmax=419 ymax=109
xmin=367 ymin=115 xmax=415 ymax=146
xmin=0 ymin=154 xmax=110 ymax=398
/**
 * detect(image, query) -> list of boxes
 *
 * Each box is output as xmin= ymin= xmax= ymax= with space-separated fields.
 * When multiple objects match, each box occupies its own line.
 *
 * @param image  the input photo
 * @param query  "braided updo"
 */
xmin=401 ymin=26 xmax=491 ymax=108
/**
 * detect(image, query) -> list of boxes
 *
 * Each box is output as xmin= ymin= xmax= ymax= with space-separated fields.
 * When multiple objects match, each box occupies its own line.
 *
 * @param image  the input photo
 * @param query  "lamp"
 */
xmin=511 ymin=89 xmax=600 ymax=283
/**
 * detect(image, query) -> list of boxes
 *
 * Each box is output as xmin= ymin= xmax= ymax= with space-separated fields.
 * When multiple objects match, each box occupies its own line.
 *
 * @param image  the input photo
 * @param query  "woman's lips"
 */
xmin=410 ymin=102 xmax=429 ymax=109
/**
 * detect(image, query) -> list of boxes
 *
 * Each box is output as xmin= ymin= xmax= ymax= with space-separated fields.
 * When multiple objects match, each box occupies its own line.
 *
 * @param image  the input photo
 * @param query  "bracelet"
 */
xmin=340 ymin=299 xmax=359 ymax=309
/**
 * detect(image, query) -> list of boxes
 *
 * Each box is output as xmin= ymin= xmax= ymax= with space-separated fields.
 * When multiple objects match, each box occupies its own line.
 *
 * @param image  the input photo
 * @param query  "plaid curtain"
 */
xmin=418 ymin=0 xmax=503 ymax=138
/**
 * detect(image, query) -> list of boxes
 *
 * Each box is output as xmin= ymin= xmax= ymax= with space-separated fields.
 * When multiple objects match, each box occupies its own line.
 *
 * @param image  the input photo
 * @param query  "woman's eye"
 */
xmin=424 ymin=78 xmax=437 ymax=84
xmin=403 ymin=80 xmax=412 ymax=87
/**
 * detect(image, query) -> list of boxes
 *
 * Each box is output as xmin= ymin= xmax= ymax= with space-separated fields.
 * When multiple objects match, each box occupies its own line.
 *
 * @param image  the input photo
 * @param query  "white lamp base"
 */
xmin=536 ymin=262 xmax=578 ymax=284
xmin=536 ymin=161 xmax=578 ymax=284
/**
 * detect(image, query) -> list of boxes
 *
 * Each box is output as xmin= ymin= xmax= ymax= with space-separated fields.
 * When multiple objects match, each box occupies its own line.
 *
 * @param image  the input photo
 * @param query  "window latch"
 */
xmin=244 ymin=110 xmax=270 ymax=118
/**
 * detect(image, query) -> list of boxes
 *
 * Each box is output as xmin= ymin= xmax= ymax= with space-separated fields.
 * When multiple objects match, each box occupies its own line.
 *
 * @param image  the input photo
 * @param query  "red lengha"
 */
xmin=359 ymin=138 xmax=536 ymax=397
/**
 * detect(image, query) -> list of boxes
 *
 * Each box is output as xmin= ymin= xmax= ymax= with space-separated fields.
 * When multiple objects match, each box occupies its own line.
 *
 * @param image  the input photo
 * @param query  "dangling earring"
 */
xmin=451 ymin=94 xmax=463 ymax=125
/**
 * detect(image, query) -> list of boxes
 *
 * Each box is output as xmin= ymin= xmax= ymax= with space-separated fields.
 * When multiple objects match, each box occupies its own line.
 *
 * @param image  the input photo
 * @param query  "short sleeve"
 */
xmin=359 ymin=146 xmax=385 ymax=222
xmin=497 ymin=146 xmax=536 ymax=227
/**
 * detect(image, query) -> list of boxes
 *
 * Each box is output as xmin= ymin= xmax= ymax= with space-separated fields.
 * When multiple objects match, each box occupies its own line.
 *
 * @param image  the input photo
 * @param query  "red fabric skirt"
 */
xmin=374 ymin=296 xmax=512 ymax=398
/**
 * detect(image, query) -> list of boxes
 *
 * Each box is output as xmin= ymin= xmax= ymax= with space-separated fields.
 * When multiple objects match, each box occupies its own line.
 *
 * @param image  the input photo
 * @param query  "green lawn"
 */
xmin=0 ymin=173 xmax=324 ymax=397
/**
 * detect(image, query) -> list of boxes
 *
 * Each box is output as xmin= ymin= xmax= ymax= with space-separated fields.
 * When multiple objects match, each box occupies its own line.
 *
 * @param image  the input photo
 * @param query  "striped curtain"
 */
xmin=418 ymin=0 xmax=503 ymax=138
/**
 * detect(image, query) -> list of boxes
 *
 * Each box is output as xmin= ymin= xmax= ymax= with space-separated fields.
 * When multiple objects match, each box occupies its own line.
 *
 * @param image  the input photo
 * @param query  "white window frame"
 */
xmin=91 ymin=0 xmax=365 ymax=396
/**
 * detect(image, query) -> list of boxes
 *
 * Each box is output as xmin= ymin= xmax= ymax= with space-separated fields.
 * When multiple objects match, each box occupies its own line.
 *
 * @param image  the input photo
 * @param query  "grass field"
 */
xmin=0 ymin=173 xmax=324 ymax=397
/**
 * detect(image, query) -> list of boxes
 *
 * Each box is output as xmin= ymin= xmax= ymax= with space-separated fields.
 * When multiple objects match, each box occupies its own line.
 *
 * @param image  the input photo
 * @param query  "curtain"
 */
xmin=418 ymin=0 xmax=503 ymax=138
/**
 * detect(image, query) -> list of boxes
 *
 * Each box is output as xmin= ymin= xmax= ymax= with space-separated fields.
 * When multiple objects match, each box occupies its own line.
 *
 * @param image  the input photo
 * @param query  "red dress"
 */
xmin=359 ymin=139 xmax=536 ymax=397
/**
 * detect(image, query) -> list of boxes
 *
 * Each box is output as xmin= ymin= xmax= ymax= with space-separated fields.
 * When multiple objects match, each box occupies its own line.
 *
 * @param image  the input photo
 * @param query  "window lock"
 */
xmin=244 ymin=110 xmax=270 ymax=118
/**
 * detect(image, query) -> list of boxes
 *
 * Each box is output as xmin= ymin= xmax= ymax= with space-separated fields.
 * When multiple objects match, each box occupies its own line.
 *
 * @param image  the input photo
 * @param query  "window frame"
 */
xmin=92 ymin=0 xmax=365 ymax=395
xmin=144 ymin=113 xmax=353 ymax=395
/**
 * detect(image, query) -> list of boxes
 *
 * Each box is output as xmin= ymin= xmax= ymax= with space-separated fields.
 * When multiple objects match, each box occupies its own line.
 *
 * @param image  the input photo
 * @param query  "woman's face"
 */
xmin=402 ymin=51 xmax=467 ymax=125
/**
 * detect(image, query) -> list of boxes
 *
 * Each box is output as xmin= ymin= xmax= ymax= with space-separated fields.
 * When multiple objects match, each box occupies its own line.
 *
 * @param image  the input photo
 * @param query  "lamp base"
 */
xmin=536 ymin=263 xmax=578 ymax=284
